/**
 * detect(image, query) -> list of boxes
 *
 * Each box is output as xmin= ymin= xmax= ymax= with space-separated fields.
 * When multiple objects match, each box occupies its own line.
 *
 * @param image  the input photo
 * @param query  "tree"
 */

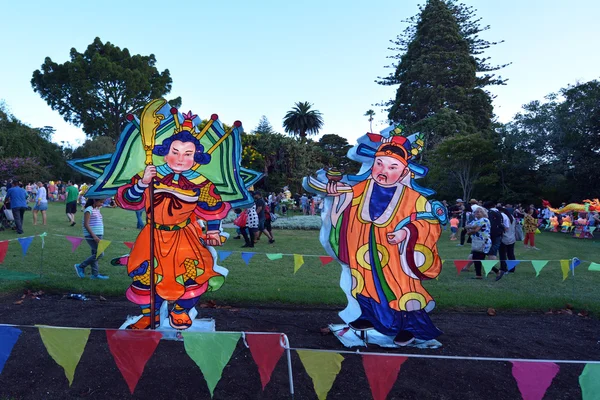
xmin=71 ymin=136 xmax=116 ymax=159
xmin=31 ymin=37 xmax=181 ymax=140
xmin=364 ymin=110 xmax=375 ymax=132
xmin=252 ymin=115 xmax=276 ymax=135
xmin=282 ymin=101 xmax=324 ymax=140
xmin=377 ymin=0 xmax=504 ymax=150
xmin=317 ymin=134 xmax=360 ymax=174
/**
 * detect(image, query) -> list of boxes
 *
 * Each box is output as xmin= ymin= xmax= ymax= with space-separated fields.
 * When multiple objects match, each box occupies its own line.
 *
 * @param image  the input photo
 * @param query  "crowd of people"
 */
xmin=444 ymin=198 xmax=600 ymax=281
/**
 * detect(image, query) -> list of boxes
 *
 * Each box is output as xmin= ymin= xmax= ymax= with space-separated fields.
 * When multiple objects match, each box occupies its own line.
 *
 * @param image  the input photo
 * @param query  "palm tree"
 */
xmin=283 ymin=101 xmax=324 ymax=140
xmin=364 ymin=109 xmax=375 ymax=132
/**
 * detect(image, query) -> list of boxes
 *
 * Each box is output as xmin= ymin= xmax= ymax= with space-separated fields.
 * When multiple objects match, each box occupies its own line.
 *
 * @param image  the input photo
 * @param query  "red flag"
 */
xmin=362 ymin=354 xmax=407 ymax=400
xmin=0 ymin=241 xmax=8 ymax=264
xmin=106 ymin=330 xmax=161 ymax=394
xmin=453 ymin=260 xmax=470 ymax=275
xmin=511 ymin=361 xmax=559 ymax=400
xmin=123 ymin=242 xmax=135 ymax=250
xmin=319 ymin=256 xmax=334 ymax=266
xmin=246 ymin=333 xmax=284 ymax=390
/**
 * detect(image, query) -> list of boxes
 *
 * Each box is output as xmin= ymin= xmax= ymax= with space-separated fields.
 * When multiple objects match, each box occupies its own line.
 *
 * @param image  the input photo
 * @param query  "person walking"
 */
xmin=5 ymin=181 xmax=28 ymax=234
xmin=65 ymin=181 xmax=78 ymax=226
xmin=254 ymin=192 xmax=274 ymax=244
xmin=74 ymin=198 xmax=109 ymax=279
xmin=523 ymin=208 xmax=539 ymax=250
xmin=32 ymin=182 xmax=48 ymax=225
xmin=466 ymin=207 xmax=492 ymax=279
xmin=499 ymin=207 xmax=517 ymax=273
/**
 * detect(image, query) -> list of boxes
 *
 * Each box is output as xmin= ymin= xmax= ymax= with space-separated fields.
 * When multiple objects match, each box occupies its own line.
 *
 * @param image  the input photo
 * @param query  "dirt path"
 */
xmin=0 ymin=295 xmax=598 ymax=399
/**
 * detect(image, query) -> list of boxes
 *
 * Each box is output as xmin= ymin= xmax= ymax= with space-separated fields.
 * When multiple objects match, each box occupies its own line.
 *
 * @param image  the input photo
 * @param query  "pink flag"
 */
xmin=123 ymin=242 xmax=135 ymax=250
xmin=0 ymin=241 xmax=8 ymax=264
xmin=511 ymin=361 xmax=559 ymax=400
xmin=362 ymin=354 xmax=407 ymax=400
xmin=453 ymin=260 xmax=470 ymax=275
xmin=65 ymin=236 xmax=84 ymax=253
xmin=246 ymin=333 xmax=284 ymax=390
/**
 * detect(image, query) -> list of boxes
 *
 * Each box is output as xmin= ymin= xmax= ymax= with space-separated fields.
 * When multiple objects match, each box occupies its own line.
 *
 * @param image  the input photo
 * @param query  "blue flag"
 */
xmin=571 ymin=257 xmax=581 ymax=270
xmin=0 ymin=326 xmax=21 ymax=374
xmin=218 ymin=251 xmax=233 ymax=262
xmin=17 ymin=236 xmax=34 ymax=257
xmin=506 ymin=260 xmax=520 ymax=272
xmin=241 ymin=252 xmax=255 ymax=266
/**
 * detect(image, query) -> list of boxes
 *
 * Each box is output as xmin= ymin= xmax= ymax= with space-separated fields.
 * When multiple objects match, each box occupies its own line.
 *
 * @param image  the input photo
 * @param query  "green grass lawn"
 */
xmin=1 ymin=202 xmax=599 ymax=314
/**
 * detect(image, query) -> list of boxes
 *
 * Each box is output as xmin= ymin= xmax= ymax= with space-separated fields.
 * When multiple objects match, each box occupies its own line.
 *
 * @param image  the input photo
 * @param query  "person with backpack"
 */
xmin=499 ymin=207 xmax=517 ymax=273
xmin=484 ymin=201 xmax=506 ymax=280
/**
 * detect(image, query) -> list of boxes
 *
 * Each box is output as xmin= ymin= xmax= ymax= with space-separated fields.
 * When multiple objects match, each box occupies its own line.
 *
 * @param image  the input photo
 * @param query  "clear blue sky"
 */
xmin=1 ymin=0 xmax=599 ymax=146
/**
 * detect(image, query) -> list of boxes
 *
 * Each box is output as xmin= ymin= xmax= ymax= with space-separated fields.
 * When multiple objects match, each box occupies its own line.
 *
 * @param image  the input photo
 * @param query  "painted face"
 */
xmin=164 ymin=140 xmax=196 ymax=173
xmin=371 ymin=156 xmax=408 ymax=186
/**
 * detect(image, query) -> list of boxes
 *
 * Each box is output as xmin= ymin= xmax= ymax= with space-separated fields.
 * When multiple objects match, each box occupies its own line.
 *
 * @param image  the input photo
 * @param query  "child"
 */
xmin=74 ymin=198 xmax=109 ymax=279
xmin=523 ymin=208 xmax=539 ymax=250
xmin=449 ymin=216 xmax=459 ymax=240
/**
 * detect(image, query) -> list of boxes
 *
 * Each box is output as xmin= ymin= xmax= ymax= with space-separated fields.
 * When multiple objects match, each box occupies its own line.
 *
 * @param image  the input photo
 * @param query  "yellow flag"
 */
xmin=38 ymin=326 xmax=90 ymax=385
xmin=297 ymin=350 xmax=344 ymax=400
xmin=560 ymin=260 xmax=570 ymax=281
xmin=294 ymin=254 xmax=304 ymax=274
xmin=535 ymin=228 xmax=541 ymax=234
xmin=96 ymin=239 xmax=111 ymax=259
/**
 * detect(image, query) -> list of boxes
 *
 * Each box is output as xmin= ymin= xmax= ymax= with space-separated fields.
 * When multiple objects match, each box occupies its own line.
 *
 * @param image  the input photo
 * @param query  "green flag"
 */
xmin=38 ymin=326 xmax=90 ymax=385
xmin=266 ymin=253 xmax=283 ymax=261
xmin=531 ymin=260 xmax=549 ymax=277
xmin=297 ymin=350 xmax=344 ymax=400
xmin=480 ymin=260 xmax=498 ymax=276
xmin=589 ymin=262 xmax=600 ymax=272
xmin=182 ymin=332 xmax=241 ymax=397
xmin=580 ymin=364 xmax=600 ymax=400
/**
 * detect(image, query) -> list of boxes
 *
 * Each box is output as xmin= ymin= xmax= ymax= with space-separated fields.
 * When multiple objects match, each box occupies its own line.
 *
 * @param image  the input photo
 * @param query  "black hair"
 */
xmin=498 ymin=207 xmax=514 ymax=223
xmin=378 ymin=144 xmax=408 ymax=160
xmin=153 ymin=131 xmax=211 ymax=165
xmin=84 ymin=198 xmax=95 ymax=208
xmin=483 ymin=201 xmax=495 ymax=209
xmin=234 ymin=208 xmax=242 ymax=214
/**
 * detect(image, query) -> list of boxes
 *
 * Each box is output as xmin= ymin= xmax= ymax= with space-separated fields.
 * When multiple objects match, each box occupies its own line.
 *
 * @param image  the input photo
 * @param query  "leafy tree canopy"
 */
xmin=31 ymin=37 xmax=181 ymax=140
xmin=283 ymin=101 xmax=324 ymax=140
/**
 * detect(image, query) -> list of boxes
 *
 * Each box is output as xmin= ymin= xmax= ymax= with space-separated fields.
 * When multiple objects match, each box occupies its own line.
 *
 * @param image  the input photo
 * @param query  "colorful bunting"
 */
xmin=241 ymin=252 xmax=255 ymax=266
xmin=559 ymin=260 xmax=570 ymax=281
xmin=0 ymin=241 xmax=8 ymax=264
xmin=453 ymin=260 xmax=470 ymax=275
xmin=123 ymin=241 xmax=135 ymax=250
xmin=319 ymin=256 xmax=334 ymax=266
xmin=38 ymin=326 xmax=90 ymax=386
xmin=531 ymin=260 xmax=549 ymax=277
xmin=293 ymin=254 xmax=304 ymax=274
xmin=66 ymin=236 xmax=84 ymax=253
xmin=589 ymin=226 xmax=597 ymax=234
xmin=183 ymin=332 xmax=241 ymax=397
xmin=218 ymin=251 xmax=233 ymax=261
xmin=246 ymin=333 xmax=284 ymax=390
xmin=39 ymin=232 xmax=47 ymax=249
xmin=297 ymin=350 xmax=344 ymax=400
xmin=106 ymin=330 xmax=162 ymax=394
xmin=535 ymin=228 xmax=541 ymax=234
xmin=0 ymin=326 xmax=21 ymax=375
xmin=589 ymin=262 xmax=600 ymax=271
xmin=481 ymin=260 xmax=498 ymax=276
xmin=17 ymin=236 xmax=33 ymax=257
xmin=511 ymin=361 xmax=559 ymax=400
xmin=579 ymin=363 xmax=600 ymax=400
xmin=96 ymin=240 xmax=111 ymax=259
xmin=362 ymin=354 xmax=407 ymax=400
xmin=571 ymin=257 xmax=581 ymax=270
xmin=506 ymin=260 xmax=520 ymax=271
xmin=266 ymin=253 xmax=283 ymax=261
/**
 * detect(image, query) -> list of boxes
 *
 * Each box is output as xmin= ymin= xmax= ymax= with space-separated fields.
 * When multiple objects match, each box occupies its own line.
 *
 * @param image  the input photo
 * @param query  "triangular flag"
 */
xmin=319 ymin=256 xmax=334 ymax=266
xmin=297 ymin=350 xmax=344 ymax=400
xmin=266 ymin=253 xmax=283 ymax=261
xmin=531 ymin=260 xmax=549 ymax=277
xmin=0 ymin=241 xmax=8 ymax=264
xmin=17 ymin=236 xmax=34 ymax=257
xmin=40 ymin=232 xmax=47 ymax=249
xmin=589 ymin=262 xmax=600 ymax=271
xmin=0 ymin=326 xmax=21 ymax=374
xmin=96 ymin=240 xmax=111 ymax=259
xmin=218 ymin=251 xmax=233 ymax=261
xmin=481 ymin=260 xmax=498 ymax=276
xmin=453 ymin=260 xmax=470 ymax=275
xmin=511 ymin=361 xmax=559 ymax=400
xmin=571 ymin=257 xmax=581 ymax=270
xmin=580 ymin=363 xmax=600 ymax=400
xmin=123 ymin=241 xmax=135 ymax=250
xmin=559 ymin=260 xmax=570 ymax=281
xmin=589 ymin=226 xmax=597 ymax=234
xmin=362 ymin=354 xmax=407 ymax=400
xmin=183 ymin=332 xmax=241 ymax=397
xmin=241 ymin=252 xmax=255 ymax=266
xmin=38 ymin=326 xmax=90 ymax=386
xmin=294 ymin=254 xmax=304 ymax=273
xmin=535 ymin=228 xmax=541 ymax=234
xmin=246 ymin=333 xmax=284 ymax=390
xmin=106 ymin=330 xmax=162 ymax=394
xmin=506 ymin=260 xmax=520 ymax=271
xmin=66 ymin=236 xmax=84 ymax=253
